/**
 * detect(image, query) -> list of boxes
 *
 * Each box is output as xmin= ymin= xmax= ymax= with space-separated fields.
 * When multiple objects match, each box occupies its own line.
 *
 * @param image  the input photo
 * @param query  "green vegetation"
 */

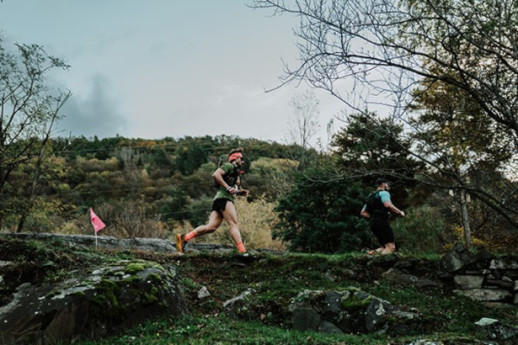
xmin=0 ymin=237 xmax=515 ymax=345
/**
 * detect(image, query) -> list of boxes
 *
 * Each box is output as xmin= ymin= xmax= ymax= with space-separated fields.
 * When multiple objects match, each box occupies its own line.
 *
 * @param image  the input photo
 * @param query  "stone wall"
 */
xmin=442 ymin=245 xmax=517 ymax=305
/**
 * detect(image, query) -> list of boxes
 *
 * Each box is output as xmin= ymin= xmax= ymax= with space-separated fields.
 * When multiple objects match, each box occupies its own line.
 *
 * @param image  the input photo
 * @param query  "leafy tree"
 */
xmin=247 ymin=157 xmax=299 ymax=201
xmin=274 ymin=164 xmax=370 ymax=253
xmin=173 ymin=137 xmax=208 ymax=175
xmin=0 ymin=37 xmax=70 ymax=229
xmin=253 ymin=0 xmax=518 ymax=230
xmin=332 ymin=112 xmax=424 ymax=202
xmin=410 ymin=75 xmax=517 ymax=246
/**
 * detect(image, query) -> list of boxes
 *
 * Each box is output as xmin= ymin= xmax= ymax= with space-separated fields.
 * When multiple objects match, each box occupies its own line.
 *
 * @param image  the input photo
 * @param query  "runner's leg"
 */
xmin=221 ymin=202 xmax=246 ymax=252
xmin=187 ymin=211 xmax=223 ymax=240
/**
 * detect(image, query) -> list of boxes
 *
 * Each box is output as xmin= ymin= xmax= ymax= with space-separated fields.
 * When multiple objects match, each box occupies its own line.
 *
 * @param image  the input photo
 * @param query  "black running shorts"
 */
xmin=212 ymin=198 xmax=233 ymax=217
xmin=370 ymin=217 xmax=395 ymax=246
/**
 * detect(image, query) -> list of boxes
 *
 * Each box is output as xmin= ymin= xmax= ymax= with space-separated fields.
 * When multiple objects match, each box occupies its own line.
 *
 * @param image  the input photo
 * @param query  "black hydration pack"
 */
xmin=364 ymin=191 xmax=387 ymax=216
xmin=222 ymin=164 xmax=241 ymax=187
xmin=215 ymin=157 xmax=241 ymax=190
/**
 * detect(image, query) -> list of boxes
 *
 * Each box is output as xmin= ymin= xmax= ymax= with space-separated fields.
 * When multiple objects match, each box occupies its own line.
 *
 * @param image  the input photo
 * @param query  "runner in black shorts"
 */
xmin=176 ymin=148 xmax=249 ymax=254
xmin=360 ymin=178 xmax=405 ymax=255
xmin=212 ymin=198 xmax=231 ymax=218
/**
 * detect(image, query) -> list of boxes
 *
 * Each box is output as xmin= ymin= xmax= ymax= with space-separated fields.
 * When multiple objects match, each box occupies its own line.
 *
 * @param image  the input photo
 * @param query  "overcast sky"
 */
xmin=0 ymin=0 xmax=344 ymax=146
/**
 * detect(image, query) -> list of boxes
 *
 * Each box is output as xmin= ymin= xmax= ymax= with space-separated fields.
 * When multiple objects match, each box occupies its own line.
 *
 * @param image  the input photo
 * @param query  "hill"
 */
xmin=0 ymin=235 xmax=516 ymax=344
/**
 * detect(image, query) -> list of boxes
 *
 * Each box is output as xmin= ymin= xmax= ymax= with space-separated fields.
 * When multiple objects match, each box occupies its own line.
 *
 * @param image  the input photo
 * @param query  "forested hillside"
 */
xmin=1 ymin=133 xmax=516 ymax=255
xmin=0 ymin=135 xmax=308 ymax=248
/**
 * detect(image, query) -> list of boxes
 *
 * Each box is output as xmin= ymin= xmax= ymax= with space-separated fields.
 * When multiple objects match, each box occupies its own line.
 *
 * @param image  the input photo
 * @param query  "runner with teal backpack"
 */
xmin=361 ymin=178 xmax=405 ymax=255
xmin=176 ymin=148 xmax=249 ymax=254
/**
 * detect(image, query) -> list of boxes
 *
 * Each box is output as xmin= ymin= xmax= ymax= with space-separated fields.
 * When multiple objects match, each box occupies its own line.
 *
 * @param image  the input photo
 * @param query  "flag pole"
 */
xmin=89 ymin=207 xmax=106 ymax=249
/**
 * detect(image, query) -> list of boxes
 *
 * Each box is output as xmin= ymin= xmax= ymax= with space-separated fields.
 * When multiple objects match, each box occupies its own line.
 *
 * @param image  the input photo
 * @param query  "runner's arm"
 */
xmin=360 ymin=205 xmax=370 ymax=218
xmin=382 ymin=201 xmax=405 ymax=217
xmin=212 ymin=168 xmax=237 ymax=194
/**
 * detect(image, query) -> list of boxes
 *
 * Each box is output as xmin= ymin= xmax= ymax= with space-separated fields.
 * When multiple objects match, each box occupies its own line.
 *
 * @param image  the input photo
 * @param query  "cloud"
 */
xmin=56 ymin=74 xmax=127 ymax=138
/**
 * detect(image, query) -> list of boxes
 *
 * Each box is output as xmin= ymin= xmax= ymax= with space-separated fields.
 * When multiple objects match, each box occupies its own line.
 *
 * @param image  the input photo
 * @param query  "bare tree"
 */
xmin=0 ymin=38 xmax=71 ymax=230
xmin=288 ymin=90 xmax=320 ymax=149
xmin=253 ymin=0 xmax=517 ymax=139
xmin=252 ymin=0 xmax=518 ymax=231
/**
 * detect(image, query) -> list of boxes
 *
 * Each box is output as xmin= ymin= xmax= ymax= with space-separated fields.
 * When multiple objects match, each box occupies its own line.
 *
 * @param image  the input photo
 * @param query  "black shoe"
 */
xmin=176 ymin=234 xmax=188 ymax=253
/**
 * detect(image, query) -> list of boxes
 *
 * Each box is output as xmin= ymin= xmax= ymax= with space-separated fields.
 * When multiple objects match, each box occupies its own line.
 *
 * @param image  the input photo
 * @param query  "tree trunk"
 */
xmin=459 ymin=189 xmax=472 ymax=249
xmin=16 ymin=214 xmax=26 ymax=233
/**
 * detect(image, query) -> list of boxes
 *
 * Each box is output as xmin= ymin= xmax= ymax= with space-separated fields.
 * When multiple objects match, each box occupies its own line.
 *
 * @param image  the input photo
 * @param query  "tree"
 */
xmin=253 ymin=0 xmax=518 ymax=229
xmin=173 ymin=137 xmax=208 ymax=175
xmin=409 ymin=74 xmax=516 ymax=247
xmin=331 ymin=112 xmax=423 ymax=208
xmin=0 ymin=37 xmax=71 ymax=229
xmin=288 ymin=90 xmax=321 ymax=150
xmin=274 ymin=163 xmax=371 ymax=253
xmin=253 ymin=0 xmax=517 ymax=139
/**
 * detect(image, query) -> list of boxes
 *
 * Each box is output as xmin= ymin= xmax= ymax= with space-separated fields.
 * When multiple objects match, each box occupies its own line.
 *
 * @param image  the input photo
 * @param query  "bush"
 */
xmin=392 ymin=205 xmax=445 ymax=255
xmin=182 ymin=197 xmax=286 ymax=251
xmin=274 ymin=166 xmax=370 ymax=253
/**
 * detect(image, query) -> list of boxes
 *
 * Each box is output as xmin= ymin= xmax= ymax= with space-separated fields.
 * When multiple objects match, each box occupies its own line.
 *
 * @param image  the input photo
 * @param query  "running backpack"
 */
xmin=217 ymin=154 xmax=227 ymax=168
xmin=215 ymin=154 xmax=241 ymax=189
xmin=364 ymin=191 xmax=384 ymax=214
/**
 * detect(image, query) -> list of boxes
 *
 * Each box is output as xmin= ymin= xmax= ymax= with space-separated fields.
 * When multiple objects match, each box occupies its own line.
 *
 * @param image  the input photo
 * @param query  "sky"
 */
xmin=0 ymin=0 xmax=344 ymax=146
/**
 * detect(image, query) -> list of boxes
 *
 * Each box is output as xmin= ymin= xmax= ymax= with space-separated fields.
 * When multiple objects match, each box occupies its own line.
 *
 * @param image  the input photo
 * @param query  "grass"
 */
xmin=77 ymin=313 xmax=382 ymax=345
xmin=0 ymin=237 xmax=516 ymax=345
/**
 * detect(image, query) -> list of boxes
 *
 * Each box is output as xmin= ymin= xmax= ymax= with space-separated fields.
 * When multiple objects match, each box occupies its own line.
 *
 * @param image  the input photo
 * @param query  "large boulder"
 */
xmin=288 ymin=288 xmax=422 ymax=335
xmin=0 ymin=259 xmax=187 ymax=344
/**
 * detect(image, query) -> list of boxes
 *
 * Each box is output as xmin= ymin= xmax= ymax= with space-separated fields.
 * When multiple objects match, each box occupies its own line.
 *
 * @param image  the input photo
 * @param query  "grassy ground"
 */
xmin=0 ymin=238 xmax=516 ymax=344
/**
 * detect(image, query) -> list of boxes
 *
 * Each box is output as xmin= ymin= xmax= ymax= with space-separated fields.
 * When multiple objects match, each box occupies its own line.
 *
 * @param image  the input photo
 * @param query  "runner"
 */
xmin=360 ymin=178 xmax=405 ymax=255
xmin=176 ymin=148 xmax=249 ymax=254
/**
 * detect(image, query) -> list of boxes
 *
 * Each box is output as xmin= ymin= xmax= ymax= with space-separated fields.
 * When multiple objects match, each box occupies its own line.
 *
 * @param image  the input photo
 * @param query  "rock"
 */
xmin=324 ymin=271 xmax=337 ymax=282
xmin=441 ymin=243 xmax=477 ymax=272
xmin=0 ymin=232 xmax=177 ymax=253
xmin=289 ymin=288 xmax=421 ymax=336
xmin=382 ymin=267 xmax=419 ymax=285
xmin=454 ymin=275 xmax=484 ymax=289
xmin=365 ymin=298 xmax=392 ymax=332
xmin=292 ymin=306 xmax=321 ymax=331
xmin=405 ymin=340 xmax=444 ymax=345
xmin=475 ymin=317 xmax=518 ymax=341
xmin=0 ymin=260 xmax=186 ymax=344
xmin=490 ymin=259 xmax=518 ymax=270
xmin=382 ymin=268 xmax=442 ymax=289
xmin=454 ymin=288 xmax=512 ymax=302
xmin=197 ymin=286 xmax=211 ymax=299
xmin=0 ymin=261 xmax=12 ymax=268
xmin=223 ymin=288 xmax=255 ymax=318
xmin=475 ymin=317 xmax=499 ymax=326
xmin=318 ymin=320 xmax=344 ymax=334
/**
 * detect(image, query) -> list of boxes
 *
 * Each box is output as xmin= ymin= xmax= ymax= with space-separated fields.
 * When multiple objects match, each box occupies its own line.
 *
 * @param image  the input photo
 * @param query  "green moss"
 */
xmin=125 ymin=262 xmax=146 ymax=274
xmin=122 ymin=275 xmax=142 ymax=284
xmin=341 ymin=290 xmax=373 ymax=310
xmin=143 ymin=287 xmax=160 ymax=305
xmin=146 ymin=273 xmax=162 ymax=282
xmin=45 ymin=290 xmax=62 ymax=299
xmin=92 ymin=279 xmax=121 ymax=312
xmin=72 ymin=290 xmax=86 ymax=297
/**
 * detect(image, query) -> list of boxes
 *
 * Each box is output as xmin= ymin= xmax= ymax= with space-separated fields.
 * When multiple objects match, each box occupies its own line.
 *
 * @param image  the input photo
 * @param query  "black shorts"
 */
xmin=212 ymin=198 xmax=233 ymax=217
xmin=370 ymin=217 xmax=394 ymax=246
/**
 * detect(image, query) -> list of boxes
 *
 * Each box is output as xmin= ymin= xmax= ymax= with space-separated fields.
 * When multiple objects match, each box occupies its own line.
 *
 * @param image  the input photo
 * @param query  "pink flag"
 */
xmin=89 ymin=208 xmax=106 ymax=232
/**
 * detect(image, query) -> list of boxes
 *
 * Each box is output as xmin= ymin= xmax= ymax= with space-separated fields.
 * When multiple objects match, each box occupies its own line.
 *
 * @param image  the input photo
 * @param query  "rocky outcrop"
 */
xmin=0 ymin=232 xmax=177 ymax=253
xmin=288 ymin=288 xmax=426 ymax=336
xmin=0 ymin=259 xmax=187 ymax=345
